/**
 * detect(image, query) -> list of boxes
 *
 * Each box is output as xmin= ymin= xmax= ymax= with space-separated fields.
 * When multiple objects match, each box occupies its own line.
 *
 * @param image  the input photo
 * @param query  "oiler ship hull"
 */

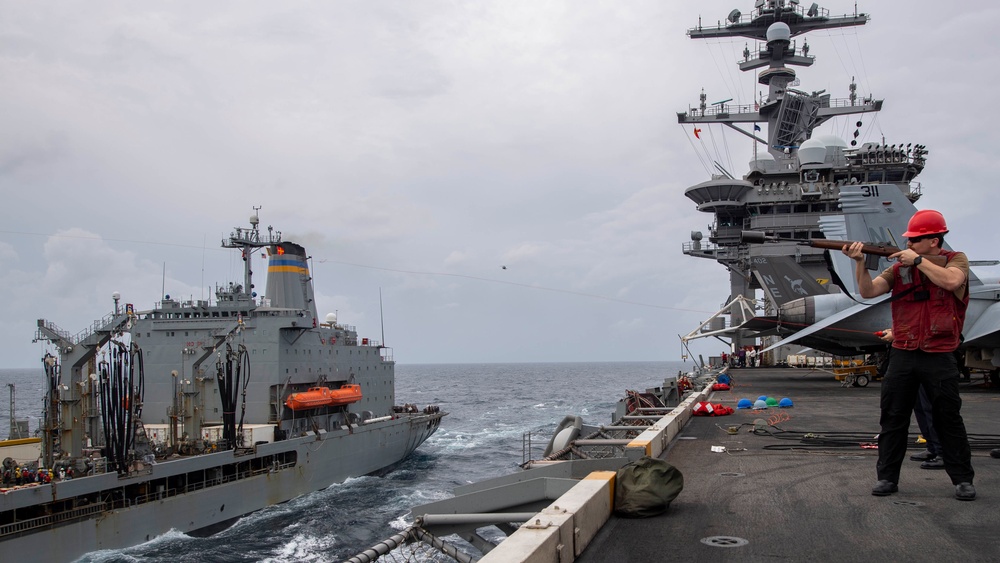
xmin=2 ymin=412 xmax=441 ymax=560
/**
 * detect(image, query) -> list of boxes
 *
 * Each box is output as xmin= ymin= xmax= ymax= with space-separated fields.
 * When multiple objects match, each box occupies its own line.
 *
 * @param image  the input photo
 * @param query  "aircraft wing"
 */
xmin=963 ymin=301 xmax=1000 ymax=348
xmin=736 ymin=316 xmax=793 ymax=338
xmin=762 ymin=295 xmax=890 ymax=353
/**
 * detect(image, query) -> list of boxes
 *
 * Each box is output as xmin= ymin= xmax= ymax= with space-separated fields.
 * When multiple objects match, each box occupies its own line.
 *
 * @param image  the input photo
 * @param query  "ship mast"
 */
xmin=222 ymin=206 xmax=282 ymax=301
xmin=679 ymin=0 xmax=878 ymax=158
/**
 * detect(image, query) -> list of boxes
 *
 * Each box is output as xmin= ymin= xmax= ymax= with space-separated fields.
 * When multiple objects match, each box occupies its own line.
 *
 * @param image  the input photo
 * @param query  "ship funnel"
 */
xmin=265 ymin=241 xmax=318 ymax=318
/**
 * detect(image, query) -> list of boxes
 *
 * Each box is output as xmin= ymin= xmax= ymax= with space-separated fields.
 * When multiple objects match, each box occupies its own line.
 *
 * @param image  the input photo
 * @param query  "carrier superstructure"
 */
xmin=677 ymin=1 xmax=927 ymax=354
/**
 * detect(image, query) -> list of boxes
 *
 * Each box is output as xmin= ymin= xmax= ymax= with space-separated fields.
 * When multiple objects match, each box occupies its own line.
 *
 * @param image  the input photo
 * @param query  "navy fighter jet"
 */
xmin=742 ymin=184 xmax=1000 ymax=380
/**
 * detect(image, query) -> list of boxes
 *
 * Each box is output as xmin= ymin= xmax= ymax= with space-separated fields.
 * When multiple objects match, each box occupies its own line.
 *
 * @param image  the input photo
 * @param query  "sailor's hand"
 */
xmin=877 ymin=329 xmax=893 ymax=342
xmin=842 ymin=241 xmax=865 ymax=262
xmin=890 ymin=249 xmax=919 ymax=266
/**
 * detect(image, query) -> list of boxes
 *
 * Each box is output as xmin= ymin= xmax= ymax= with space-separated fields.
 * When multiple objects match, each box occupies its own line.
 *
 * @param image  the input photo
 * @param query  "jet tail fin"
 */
xmin=819 ymin=185 xmax=981 ymax=289
xmin=751 ymin=255 xmax=829 ymax=305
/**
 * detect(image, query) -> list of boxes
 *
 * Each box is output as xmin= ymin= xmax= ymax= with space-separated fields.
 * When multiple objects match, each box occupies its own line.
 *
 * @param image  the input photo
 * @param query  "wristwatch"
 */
xmin=913 ymin=256 xmax=923 ymax=267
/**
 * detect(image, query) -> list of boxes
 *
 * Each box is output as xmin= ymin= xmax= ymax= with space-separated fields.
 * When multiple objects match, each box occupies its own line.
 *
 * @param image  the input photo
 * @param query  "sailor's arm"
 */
xmin=843 ymin=242 xmax=890 ymax=298
xmin=889 ymin=249 xmax=966 ymax=292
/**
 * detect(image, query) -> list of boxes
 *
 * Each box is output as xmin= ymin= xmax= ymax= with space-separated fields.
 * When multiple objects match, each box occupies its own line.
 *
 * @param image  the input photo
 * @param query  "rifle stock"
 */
xmin=740 ymin=231 xmax=948 ymax=266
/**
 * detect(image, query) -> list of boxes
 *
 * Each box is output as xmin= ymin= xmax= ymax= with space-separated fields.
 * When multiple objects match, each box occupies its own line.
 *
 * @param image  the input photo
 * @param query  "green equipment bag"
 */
xmin=614 ymin=456 xmax=684 ymax=517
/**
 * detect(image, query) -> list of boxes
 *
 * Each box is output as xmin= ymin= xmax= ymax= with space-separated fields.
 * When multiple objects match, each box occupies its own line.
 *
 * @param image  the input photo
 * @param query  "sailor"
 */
xmin=842 ymin=209 xmax=976 ymax=501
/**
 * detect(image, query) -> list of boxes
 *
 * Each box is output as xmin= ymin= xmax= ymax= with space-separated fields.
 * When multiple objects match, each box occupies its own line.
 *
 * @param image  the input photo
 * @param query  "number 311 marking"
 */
xmin=861 ymin=185 xmax=880 ymax=197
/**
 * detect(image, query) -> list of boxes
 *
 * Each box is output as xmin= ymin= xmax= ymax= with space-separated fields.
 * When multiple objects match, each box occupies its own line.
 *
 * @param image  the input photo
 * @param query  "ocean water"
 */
xmin=1 ymin=361 xmax=690 ymax=562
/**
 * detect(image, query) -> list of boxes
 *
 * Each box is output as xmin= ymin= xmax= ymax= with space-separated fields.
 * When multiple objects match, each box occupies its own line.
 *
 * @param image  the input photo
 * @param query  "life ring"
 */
xmin=543 ymin=415 xmax=583 ymax=457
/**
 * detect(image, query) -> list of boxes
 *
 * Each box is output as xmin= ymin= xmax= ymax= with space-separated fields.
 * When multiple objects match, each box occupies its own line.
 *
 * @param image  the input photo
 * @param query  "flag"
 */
xmin=693 ymin=127 xmax=702 ymax=139
xmin=753 ymin=124 xmax=761 ymax=132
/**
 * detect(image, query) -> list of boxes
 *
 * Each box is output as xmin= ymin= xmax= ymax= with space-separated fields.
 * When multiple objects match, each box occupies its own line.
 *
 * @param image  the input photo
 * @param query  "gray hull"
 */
xmin=3 ymin=413 xmax=441 ymax=561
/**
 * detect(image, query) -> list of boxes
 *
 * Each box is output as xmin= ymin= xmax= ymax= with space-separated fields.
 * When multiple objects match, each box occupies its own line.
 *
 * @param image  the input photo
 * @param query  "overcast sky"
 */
xmin=2 ymin=0 xmax=997 ymax=368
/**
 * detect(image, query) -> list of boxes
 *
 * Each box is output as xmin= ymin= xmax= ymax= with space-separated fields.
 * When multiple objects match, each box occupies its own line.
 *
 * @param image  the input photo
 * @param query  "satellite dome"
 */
xmin=818 ymin=134 xmax=848 ymax=148
xmin=750 ymin=151 xmax=775 ymax=170
xmin=798 ymin=138 xmax=827 ymax=165
xmin=766 ymin=22 xmax=791 ymax=42
xmin=818 ymin=135 xmax=849 ymax=159
xmin=325 ymin=312 xmax=337 ymax=324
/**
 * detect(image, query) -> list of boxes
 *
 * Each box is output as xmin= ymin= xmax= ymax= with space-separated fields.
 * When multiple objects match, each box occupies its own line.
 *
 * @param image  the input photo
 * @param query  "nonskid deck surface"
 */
xmin=577 ymin=368 xmax=1000 ymax=562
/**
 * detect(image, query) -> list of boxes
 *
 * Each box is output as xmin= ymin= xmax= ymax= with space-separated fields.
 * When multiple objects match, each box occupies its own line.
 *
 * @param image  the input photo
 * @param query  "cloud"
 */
xmin=443 ymin=251 xmax=468 ymax=267
xmin=0 ymin=242 xmax=17 ymax=263
xmin=1 ymin=0 xmax=996 ymax=367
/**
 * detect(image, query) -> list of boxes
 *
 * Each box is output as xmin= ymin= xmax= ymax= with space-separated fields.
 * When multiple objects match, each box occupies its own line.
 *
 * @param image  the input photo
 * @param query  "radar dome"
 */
xmin=325 ymin=312 xmax=337 ymax=324
xmin=818 ymin=134 xmax=848 ymax=149
xmin=818 ymin=134 xmax=848 ymax=159
xmin=750 ymin=151 xmax=775 ymax=170
xmin=797 ymin=138 xmax=827 ymax=165
xmin=766 ymin=22 xmax=791 ymax=42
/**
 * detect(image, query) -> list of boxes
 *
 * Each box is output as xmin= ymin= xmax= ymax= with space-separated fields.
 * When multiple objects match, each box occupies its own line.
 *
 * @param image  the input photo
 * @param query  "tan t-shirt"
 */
xmin=876 ymin=252 xmax=969 ymax=299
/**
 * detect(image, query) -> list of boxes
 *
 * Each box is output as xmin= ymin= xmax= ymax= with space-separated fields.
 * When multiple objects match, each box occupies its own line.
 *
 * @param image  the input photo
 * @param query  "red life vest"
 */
xmin=692 ymin=401 xmax=734 ymax=416
xmin=890 ymin=249 xmax=968 ymax=352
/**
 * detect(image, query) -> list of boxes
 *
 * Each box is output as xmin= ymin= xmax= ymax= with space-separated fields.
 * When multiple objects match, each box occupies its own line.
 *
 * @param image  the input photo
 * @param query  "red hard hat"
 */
xmin=902 ymin=209 xmax=948 ymax=237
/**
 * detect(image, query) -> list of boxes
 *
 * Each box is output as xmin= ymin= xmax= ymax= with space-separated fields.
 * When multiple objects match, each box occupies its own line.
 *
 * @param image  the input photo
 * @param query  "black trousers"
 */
xmin=877 ymin=348 xmax=974 ymax=485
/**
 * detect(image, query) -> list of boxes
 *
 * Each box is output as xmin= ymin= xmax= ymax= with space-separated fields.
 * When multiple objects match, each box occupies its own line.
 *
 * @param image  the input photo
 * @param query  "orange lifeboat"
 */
xmin=285 ymin=384 xmax=363 ymax=411
xmin=329 ymin=384 xmax=363 ymax=406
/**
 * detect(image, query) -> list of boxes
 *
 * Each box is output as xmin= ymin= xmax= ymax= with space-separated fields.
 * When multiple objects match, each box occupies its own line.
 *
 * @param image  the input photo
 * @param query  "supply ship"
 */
xmin=0 ymin=211 xmax=445 ymax=561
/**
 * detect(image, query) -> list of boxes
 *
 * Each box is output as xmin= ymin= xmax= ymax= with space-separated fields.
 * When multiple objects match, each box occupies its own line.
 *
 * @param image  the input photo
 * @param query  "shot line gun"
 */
xmin=739 ymin=231 xmax=948 ymax=269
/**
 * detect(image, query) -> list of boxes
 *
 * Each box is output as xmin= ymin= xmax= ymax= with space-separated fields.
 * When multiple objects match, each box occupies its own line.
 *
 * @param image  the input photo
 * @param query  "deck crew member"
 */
xmin=842 ymin=209 xmax=976 ymax=501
